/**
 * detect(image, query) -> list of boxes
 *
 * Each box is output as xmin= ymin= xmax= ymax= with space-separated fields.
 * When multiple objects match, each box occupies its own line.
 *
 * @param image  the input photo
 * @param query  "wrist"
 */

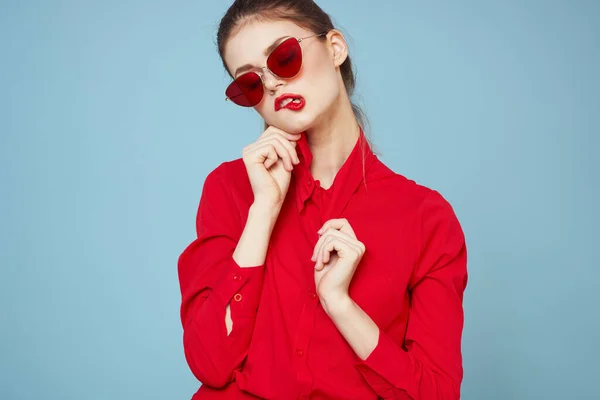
xmin=251 ymin=198 xmax=282 ymax=214
xmin=321 ymin=292 xmax=353 ymax=316
xmin=249 ymin=201 xmax=281 ymax=223
xmin=233 ymin=201 xmax=281 ymax=269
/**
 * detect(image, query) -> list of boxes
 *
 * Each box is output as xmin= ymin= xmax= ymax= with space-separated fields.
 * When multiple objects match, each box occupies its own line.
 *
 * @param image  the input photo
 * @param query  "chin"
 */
xmin=269 ymin=113 xmax=316 ymax=135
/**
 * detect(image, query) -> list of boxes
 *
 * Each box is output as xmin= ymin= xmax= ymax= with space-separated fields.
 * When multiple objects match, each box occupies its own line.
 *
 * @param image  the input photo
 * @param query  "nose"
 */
xmin=260 ymin=67 xmax=283 ymax=92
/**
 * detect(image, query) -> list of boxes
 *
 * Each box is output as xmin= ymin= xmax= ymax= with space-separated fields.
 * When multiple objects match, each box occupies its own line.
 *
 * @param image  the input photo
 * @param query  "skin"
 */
xmin=223 ymin=19 xmax=380 ymax=361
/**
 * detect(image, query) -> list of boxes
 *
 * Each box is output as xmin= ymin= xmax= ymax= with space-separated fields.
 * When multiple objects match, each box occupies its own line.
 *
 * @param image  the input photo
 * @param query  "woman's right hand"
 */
xmin=242 ymin=126 xmax=302 ymax=207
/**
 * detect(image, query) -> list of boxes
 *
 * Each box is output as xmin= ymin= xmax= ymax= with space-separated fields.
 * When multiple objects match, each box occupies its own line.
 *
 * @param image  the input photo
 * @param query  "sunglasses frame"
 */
xmin=225 ymin=32 xmax=328 ymax=105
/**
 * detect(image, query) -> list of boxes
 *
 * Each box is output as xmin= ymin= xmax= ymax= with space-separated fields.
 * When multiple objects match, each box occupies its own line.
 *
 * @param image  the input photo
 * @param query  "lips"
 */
xmin=275 ymin=93 xmax=306 ymax=112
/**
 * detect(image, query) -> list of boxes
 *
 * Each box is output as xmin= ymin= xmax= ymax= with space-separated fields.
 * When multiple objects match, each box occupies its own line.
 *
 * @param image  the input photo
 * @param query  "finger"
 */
xmin=316 ymin=236 xmax=337 ymax=270
xmin=311 ymin=228 xmax=352 ymax=261
xmin=312 ymin=229 xmax=336 ymax=263
xmin=262 ymin=126 xmax=303 ymax=143
xmin=262 ymin=136 xmax=297 ymax=170
xmin=314 ymin=236 xmax=326 ymax=270
xmin=264 ymin=150 xmax=279 ymax=169
xmin=316 ymin=237 xmax=332 ymax=270
xmin=322 ymin=236 xmax=360 ymax=265
xmin=311 ymin=232 xmax=326 ymax=262
xmin=256 ymin=127 xmax=302 ymax=167
xmin=259 ymin=130 xmax=301 ymax=164
xmin=244 ymin=142 xmax=278 ymax=169
xmin=261 ymin=144 xmax=281 ymax=170
xmin=319 ymin=234 xmax=363 ymax=268
xmin=253 ymin=139 xmax=294 ymax=171
xmin=318 ymin=218 xmax=356 ymax=238
xmin=269 ymin=134 xmax=300 ymax=165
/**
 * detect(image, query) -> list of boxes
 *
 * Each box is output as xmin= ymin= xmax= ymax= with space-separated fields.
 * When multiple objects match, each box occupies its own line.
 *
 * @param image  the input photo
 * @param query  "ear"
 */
xmin=326 ymin=29 xmax=349 ymax=68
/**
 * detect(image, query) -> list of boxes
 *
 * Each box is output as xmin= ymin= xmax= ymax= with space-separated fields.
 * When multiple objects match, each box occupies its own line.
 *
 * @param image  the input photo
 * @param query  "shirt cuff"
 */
xmin=212 ymin=255 xmax=265 ymax=318
xmin=354 ymin=329 xmax=414 ymax=398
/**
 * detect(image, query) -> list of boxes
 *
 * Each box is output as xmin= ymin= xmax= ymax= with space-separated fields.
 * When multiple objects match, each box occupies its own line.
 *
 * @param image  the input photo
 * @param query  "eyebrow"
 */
xmin=233 ymin=36 xmax=290 ymax=77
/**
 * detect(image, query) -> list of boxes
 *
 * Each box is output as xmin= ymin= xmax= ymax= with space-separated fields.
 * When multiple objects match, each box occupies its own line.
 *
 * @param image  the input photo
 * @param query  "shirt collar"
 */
xmin=292 ymin=126 xmax=377 ymax=218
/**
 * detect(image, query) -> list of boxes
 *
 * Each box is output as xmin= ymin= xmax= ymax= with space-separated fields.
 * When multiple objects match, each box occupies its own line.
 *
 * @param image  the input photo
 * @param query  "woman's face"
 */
xmin=223 ymin=19 xmax=347 ymax=134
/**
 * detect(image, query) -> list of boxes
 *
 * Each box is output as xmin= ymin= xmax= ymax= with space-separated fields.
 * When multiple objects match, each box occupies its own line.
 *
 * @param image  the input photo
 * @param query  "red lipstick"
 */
xmin=275 ymin=94 xmax=306 ymax=112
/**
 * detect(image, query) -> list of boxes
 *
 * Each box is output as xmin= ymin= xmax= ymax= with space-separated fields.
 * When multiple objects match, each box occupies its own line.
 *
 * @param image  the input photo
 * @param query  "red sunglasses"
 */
xmin=225 ymin=32 xmax=327 ymax=107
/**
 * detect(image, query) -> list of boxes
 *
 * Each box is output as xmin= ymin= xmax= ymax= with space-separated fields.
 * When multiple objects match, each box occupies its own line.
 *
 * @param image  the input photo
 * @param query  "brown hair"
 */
xmin=216 ymin=0 xmax=381 ymax=181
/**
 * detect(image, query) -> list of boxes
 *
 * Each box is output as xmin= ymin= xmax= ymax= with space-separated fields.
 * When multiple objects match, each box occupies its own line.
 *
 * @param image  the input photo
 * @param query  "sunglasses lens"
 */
xmin=226 ymin=72 xmax=263 ymax=107
xmin=267 ymin=37 xmax=302 ymax=78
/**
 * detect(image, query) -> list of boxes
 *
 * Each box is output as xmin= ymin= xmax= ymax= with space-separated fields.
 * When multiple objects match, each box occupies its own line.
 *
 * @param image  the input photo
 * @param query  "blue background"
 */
xmin=1 ymin=1 xmax=598 ymax=399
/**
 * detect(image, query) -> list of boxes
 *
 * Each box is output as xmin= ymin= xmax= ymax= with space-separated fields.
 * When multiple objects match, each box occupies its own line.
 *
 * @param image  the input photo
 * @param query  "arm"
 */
xmin=177 ymin=166 xmax=280 ymax=388
xmin=325 ymin=190 xmax=468 ymax=399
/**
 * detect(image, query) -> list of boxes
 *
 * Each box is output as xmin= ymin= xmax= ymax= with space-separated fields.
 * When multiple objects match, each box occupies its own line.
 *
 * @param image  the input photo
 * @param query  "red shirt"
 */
xmin=178 ymin=128 xmax=468 ymax=399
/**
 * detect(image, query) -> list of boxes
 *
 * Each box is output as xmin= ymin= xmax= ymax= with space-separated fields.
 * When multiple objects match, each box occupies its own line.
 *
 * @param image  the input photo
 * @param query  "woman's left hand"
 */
xmin=311 ymin=218 xmax=366 ymax=306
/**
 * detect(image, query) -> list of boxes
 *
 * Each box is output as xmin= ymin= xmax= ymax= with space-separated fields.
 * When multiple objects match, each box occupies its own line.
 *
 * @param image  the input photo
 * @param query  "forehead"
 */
xmin=224 ymin=19 xmax=310 ymax=73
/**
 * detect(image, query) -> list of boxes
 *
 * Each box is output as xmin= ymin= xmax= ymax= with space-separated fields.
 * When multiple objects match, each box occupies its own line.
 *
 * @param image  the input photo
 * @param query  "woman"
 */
xmin=178 ymin=1 xmax=468 ymax=399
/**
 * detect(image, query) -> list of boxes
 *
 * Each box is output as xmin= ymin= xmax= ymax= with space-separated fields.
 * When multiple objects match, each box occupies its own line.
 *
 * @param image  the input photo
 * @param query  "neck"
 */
xmin=304 ymin=93 xmax=360 ymax=190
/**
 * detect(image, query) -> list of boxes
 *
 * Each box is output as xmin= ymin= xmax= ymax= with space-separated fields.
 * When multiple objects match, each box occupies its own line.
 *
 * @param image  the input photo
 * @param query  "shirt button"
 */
xmin=233 ymin=293 xmax=243 ymax=302
xmin=233 ymin=275 xmax=240 ymax=281
xmin=295 ymin=348 xmax=304 ymax=357
xmin=307 ymin=180 xmax=312 ymax=187
xmin=308 ymin=291 xmax=317 ymax=299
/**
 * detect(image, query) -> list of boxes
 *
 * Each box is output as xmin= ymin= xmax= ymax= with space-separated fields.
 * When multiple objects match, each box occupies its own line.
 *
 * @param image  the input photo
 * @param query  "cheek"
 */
xmin=307 ymin=56 xmax=340 ymax=103
xmin=303 ymin=71 xmax=340 ymax=119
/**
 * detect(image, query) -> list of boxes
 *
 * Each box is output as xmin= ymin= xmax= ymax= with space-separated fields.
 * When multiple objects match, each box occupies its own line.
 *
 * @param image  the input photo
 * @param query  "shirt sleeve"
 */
xmin=177 ymin=164 xmax=266 ymax=388
xmin=354 ymin=190 xmax=468 ymax=400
